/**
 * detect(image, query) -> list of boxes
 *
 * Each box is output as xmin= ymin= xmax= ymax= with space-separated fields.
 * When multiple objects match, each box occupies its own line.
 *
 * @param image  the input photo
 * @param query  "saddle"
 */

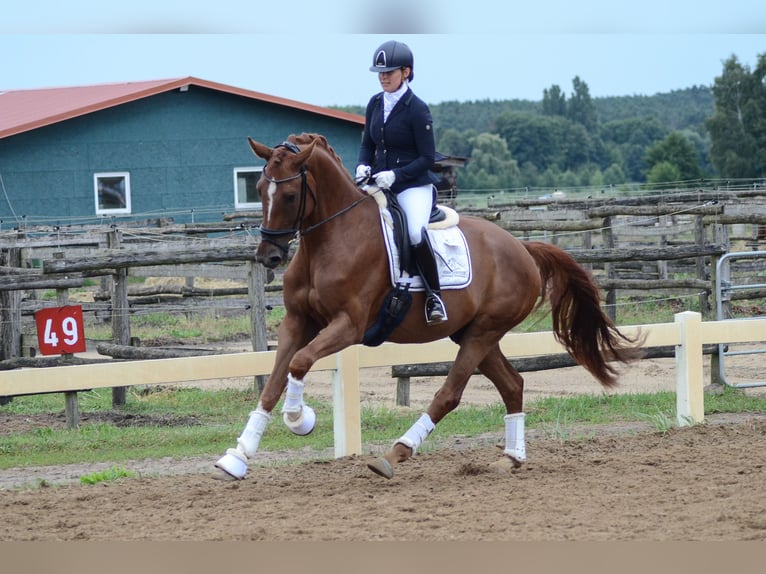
xmin=362 ymin=186 xmax=469 ymax=347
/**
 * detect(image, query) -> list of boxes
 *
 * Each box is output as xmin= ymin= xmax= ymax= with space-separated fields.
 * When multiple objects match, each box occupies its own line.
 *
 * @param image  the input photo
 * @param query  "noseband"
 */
xmin=258 ymin=141 xmax=373 ymax=257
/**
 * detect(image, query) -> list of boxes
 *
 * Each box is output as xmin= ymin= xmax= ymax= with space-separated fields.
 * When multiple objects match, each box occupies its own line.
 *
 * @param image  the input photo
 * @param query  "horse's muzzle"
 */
xmin=255 ymin=241 xmax=287 ymax=268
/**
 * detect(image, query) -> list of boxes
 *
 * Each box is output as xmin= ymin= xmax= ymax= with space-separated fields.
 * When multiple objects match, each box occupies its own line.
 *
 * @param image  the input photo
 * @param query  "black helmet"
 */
xmin=370 ymin=40 xmax=414 ymax=82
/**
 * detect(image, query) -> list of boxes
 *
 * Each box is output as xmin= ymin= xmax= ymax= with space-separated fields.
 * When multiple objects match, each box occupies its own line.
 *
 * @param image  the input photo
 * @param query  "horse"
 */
xmin=212 ymin=133 xmax=643 ymax=481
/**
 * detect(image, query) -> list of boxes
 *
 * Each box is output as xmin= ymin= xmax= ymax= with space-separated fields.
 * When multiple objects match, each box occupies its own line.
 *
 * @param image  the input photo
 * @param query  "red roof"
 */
xmin=0 ymin=76 xmax=364 ymax=139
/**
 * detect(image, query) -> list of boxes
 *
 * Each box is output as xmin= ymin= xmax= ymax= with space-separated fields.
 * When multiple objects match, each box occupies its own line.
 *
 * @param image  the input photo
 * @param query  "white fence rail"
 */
xmin=2 ymin=312 xmax=765 ymax=457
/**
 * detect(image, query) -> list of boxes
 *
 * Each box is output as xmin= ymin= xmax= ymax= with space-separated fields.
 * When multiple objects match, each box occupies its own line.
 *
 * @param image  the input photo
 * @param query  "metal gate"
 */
xmin=715 ymin=250 xmax=766 ymax=388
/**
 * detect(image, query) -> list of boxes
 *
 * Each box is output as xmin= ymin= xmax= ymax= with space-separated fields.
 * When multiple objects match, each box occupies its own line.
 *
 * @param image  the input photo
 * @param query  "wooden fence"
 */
xmin=2 ymin=188 xmax=766 ymax=425
xmin=1 ymin=312 xmax=765 ymax=458
xmin=472 ymin=187 xmax=766 ymax=318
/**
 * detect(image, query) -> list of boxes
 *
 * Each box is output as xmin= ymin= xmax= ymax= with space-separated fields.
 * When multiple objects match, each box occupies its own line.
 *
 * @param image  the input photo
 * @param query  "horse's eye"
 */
xmin=283 ymin=193 xmax=297 ymax=205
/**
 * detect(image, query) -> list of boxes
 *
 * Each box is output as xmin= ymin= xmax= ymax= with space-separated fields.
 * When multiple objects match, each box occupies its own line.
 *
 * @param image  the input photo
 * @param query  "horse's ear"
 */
xmin=293 ymin=138 xmax=318 ymax=165
xmin=248 ymin=137 xmax=272 ymax=161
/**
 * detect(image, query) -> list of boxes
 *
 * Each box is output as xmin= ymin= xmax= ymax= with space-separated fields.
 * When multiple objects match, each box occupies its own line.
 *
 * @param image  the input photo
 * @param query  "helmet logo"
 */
xmin=374 ymin=50 xmax=387 ymax=68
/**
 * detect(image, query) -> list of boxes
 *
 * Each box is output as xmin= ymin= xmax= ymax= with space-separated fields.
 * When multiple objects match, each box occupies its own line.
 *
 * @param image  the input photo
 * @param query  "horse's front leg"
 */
xmin=213 ymin=312 xmax=361 ymax=481
xmin=212 ymin=313 xmax=316 ymax=481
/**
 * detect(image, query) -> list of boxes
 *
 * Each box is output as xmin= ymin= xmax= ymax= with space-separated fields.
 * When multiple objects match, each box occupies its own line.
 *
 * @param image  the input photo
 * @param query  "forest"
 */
xmin=336 ymin=53 xmax=766 ymax=194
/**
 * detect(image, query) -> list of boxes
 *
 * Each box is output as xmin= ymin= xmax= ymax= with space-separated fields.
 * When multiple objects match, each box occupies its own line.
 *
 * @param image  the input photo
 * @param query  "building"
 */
xmin=0 ymin=77 xmax=364 ymax=227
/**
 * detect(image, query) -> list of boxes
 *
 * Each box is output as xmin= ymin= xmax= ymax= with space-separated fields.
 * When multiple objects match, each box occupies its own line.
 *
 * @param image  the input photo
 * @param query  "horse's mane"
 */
xmin=287 ymin=133 xmax=345 ymax=166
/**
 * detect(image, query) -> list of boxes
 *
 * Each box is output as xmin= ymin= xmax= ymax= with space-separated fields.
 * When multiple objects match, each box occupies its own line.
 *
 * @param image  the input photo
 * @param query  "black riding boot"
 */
xmin=412 ymin=231 xmax=448 ymax=325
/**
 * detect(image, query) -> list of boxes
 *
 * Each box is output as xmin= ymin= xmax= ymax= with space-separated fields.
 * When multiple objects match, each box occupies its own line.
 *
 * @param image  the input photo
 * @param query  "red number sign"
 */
xmin=34 ymin=305 xmax=87 ymax=355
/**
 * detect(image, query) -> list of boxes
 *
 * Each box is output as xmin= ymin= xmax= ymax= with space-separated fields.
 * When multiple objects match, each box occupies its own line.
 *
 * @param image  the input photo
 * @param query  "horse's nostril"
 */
xmin=256 ymin=254 xmax=283 ymax=269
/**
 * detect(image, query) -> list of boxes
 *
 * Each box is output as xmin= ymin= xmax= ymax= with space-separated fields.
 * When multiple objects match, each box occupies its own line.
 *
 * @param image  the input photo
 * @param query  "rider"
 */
xmin=356 ymin=40 xmax=448 ymax=325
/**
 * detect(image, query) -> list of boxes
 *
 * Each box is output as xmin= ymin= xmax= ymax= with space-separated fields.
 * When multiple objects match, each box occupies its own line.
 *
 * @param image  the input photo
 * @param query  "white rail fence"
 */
xmin=1 ymin=311 xmax=765 ymax=457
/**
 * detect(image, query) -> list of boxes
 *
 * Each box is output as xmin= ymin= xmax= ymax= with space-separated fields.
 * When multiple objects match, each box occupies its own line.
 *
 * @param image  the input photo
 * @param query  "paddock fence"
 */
xmin=2 ymin=187 xmax=766 ymax=430
xmin=1 ymin=311 xmax=764 ymax=458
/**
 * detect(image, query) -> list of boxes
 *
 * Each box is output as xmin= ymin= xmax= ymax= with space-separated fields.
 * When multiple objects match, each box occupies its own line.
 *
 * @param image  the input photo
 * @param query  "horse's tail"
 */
xmin=523 ymin=241 xmax=645 ymax=388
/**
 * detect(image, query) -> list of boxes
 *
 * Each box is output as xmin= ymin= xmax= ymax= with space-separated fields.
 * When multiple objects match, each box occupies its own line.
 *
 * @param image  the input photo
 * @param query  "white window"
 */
xmin=94 ymin=172 xmax=131 ymax=215
xmin=234 ymin=167 xmax=263 ymax=209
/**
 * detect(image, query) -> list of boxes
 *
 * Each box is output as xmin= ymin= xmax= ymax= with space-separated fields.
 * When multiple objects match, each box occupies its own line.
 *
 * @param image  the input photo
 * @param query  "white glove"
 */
xmin=355 ymin=164 xmax=371 ymax=183
xmin=374 ymin=170 xmax=396 ymax=190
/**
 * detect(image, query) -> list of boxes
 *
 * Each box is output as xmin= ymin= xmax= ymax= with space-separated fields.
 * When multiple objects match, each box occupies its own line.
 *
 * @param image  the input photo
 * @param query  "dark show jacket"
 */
xmin=358 ymin=89 xmax=438 ymax=194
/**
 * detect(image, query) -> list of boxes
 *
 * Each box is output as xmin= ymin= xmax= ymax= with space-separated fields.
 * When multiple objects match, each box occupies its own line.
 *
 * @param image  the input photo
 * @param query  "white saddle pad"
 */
xmin=378 ymin=206 xmax=472 ymax=291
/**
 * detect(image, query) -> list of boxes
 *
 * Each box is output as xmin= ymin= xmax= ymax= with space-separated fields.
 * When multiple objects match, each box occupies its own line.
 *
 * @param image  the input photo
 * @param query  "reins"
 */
xmin=258 ymin=142 xmax=375 ymax=252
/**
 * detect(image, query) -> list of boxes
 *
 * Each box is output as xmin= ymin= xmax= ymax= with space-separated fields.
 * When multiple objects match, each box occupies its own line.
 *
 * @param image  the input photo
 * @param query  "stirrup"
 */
xmin=425 ymin=295 xmax=448 ymax=324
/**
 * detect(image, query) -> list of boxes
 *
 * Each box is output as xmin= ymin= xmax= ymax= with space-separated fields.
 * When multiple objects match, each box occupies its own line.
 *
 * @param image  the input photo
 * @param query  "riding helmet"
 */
xmin=370 ymin=40 xmax=414 ymax=82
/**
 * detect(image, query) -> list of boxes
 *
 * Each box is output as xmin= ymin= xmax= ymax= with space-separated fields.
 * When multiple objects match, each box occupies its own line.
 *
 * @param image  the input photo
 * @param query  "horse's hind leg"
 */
xmin=477 ymin=345 xmax=527 ymax=466
xmin=367 ymin=339 xmax=488 ymax=479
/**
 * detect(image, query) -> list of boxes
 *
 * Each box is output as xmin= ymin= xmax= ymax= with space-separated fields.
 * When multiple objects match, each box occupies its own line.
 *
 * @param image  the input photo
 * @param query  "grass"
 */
xmin=1 ymin=384 xmax=764 ymax=470
xmin=80 ymin=466 xmax=136 ymax=485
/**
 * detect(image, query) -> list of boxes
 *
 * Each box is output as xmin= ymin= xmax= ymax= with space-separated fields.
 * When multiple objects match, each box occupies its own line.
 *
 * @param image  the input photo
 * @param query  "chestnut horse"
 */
xmin=213 ymin=133 xmax=642 ymax=481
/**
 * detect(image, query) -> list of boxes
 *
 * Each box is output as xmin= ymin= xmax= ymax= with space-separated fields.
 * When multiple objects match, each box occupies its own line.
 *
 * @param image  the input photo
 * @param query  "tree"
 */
xmin=495 ymin=111 xmax=593 ymax=172
xmin=567 ymin=76 xmax=598 ymax=132
xmin=645 ymin=132 xmax=704 ymax=181
xmin=646 ymin=161 xmax=682 ymax=185
xmin=460 ymin=133 xmax=521 ymax=191
xmin=542 ymin=84 xmax=567 ymax=117
xmin=600 ymin=117 xmax=669 ymax=181
xmin=602 ymin=163 xmax=627 ymax=186
xmin=706 ymin=53 xmax=766 ymax=178
xmin=436 ymin=128 xmax=474 ymax=158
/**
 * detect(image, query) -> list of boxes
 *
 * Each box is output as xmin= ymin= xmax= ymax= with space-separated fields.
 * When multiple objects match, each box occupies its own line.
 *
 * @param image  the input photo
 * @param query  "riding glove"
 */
xmin=355 ymin=164 xmax=372 ymax=183
xmin=374 ymin=170 xmax=396 ymax=190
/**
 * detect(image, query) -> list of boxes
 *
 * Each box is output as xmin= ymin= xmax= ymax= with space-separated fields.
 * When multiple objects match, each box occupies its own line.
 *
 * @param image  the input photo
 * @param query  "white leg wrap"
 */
xmin=395 ymin=413 xmax=435 ymax=455
xmin=504 ymin=412 xmax=526 ymax=462
xmin=281 ymin=374 xmax=316 ymax=435
xmin=236 ymin=405 xmax=271 ymax=458
xmin=214 ymin=404 xmax=271 ymax=479
xmin=281 ymin=374 xmax=304 ymax=413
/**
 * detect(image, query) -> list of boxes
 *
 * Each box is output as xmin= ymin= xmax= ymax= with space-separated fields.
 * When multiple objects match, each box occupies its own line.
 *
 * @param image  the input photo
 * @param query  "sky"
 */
xmin=1 ymin=1 xmax=764 ymax=107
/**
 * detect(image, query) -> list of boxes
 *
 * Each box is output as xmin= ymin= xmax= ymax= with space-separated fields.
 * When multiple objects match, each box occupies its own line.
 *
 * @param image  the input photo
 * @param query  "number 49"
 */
xmin=35 ymin=305 xmax=87 ymax=355
xmin=43 ymin=316 xmax=80 ymax=347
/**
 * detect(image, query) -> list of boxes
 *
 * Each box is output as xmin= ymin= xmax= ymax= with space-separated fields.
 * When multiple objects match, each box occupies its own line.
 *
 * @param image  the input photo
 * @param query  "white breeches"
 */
xmin=396 ymin=184 xmax=433 ymax=244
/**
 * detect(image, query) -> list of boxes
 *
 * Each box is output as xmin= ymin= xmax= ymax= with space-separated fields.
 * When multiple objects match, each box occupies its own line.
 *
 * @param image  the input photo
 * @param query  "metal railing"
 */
xmin=715 ymin=251 xmax=766 ymax=389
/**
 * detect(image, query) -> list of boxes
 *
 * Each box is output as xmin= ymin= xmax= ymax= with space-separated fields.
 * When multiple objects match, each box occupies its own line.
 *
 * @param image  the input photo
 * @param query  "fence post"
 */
xmin=53 ymin=251 xmax=80 ymax=429
xmin=694 ymin=215 xmax=710 ymax=316
xmin=248 ymin=261 xmax=269 ymax=394
xmin=674 ymin=311 xmax=704 ymax=427
xmin=601 ymin=216 xmax=617 ymax=322
xmin=332 ymin=346 xmax=362 ymax=458
xmin=396 ymin=375 xmax=410 ymax=406
xmin=108 ymin=229 xmax=129 ymax=407
xmin=0 ymin=248 xmax=22 ymax=363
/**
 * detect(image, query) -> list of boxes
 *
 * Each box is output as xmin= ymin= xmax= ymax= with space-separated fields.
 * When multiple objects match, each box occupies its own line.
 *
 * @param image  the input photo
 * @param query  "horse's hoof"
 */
xmin=211 ymin=466 xmax=241 ymax=481
xmin=212 ymin=450 xmax=247 ymax=480
xmin=489 ymin=457 xmax=523 ymax=474
xmin=367 ymin=457 xmax=394 ymax=479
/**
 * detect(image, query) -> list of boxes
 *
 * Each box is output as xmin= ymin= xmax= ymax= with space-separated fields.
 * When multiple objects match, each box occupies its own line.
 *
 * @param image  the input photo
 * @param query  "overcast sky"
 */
xmin=1 ymin=1 xmax=764 ymax=107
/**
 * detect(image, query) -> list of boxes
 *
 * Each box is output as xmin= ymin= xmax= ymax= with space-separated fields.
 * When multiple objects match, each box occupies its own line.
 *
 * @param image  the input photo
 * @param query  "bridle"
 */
xmin=258 ymin=141 xmax=373 ymax=257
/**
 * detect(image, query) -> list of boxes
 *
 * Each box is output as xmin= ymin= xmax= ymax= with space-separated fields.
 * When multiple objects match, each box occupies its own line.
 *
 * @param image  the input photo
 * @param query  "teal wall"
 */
xmin=0 ymin=87 xmax=363 ymax=226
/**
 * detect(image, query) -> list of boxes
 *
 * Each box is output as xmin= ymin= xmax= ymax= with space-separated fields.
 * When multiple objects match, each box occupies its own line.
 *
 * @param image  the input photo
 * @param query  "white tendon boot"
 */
xmin=395 ymin=413 xmax=435 ymax=454
xmin=503 ymin=412 xmax=526 ymax=463
xmin=281 ymin=374 xmax=316 ymax=436
xmin=214 ymin=405 xmax=271 ymax=480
